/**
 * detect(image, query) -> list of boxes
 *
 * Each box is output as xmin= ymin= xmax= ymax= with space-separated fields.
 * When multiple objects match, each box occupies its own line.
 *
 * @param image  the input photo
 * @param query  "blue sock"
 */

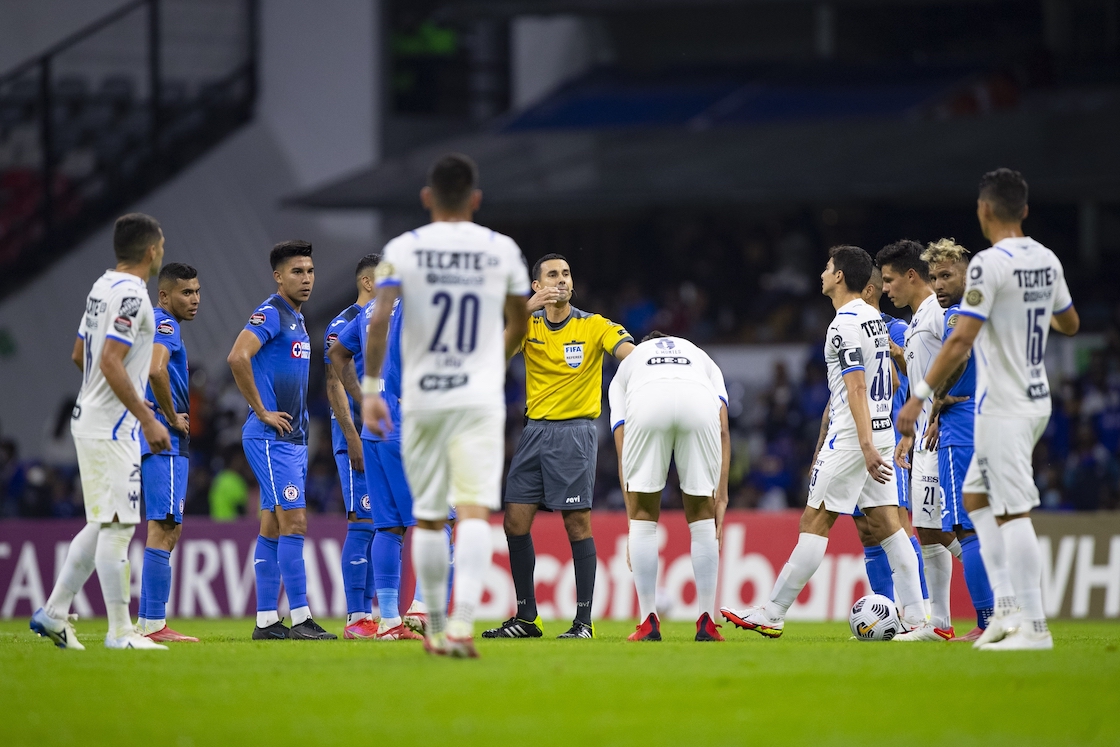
xmin=960 ymin=534 xmax=995 ymax=629
xmin=140 ymin=548 xmax=172 ymax=622
xmin=341 ymin=524 xmax=375 ymax=615
xmin=863 ymin=544 xmax=894 ymax=599
xmin=910 ymin=535 xmax=929 ymax=600
xmin=254 ymin=536 xmax=281 ymax=612
xmin=277 ymin=534 xmax=308 ymax=611
xmin=364 ymin=533 xmax=376 ymax=615
xmin=372 ymin=531 xmax=403 ymax=621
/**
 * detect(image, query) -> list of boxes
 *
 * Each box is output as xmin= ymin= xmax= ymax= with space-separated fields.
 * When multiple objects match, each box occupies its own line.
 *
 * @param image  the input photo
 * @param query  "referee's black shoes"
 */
xmin=481 ymin=616 xmax=544 ymax=638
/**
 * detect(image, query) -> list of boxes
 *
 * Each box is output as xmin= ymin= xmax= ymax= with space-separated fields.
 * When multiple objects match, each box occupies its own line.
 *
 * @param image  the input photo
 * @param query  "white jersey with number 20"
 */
xmin=959 ymin=236 xmax=1072 ymax=419
xmin=376 ymin=221 xmax=531 ymax=413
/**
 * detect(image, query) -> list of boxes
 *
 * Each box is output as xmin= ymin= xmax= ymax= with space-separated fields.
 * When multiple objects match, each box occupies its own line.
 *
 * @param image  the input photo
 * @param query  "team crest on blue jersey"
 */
xmin=290 ymin=341 xmax=311 ymax=359
xmin=564 ymin=343 xmax=584 ymax=368
xmin=360 ymin=494 xmax=371 ymax=511
xmin=283 ymin=484 xmax=300 ymax=502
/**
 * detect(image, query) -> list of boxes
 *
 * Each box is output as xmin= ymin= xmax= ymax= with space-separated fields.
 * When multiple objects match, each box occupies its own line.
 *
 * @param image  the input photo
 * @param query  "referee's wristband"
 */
xmin=912 ymin=379 xmax=934 ymax=401
xmin=360 ymin=376 xmax=383 ymax=396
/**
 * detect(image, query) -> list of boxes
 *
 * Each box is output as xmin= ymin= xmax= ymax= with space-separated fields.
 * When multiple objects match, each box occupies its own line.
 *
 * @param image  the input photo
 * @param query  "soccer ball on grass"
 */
xmin=848 ymin=594 xmax=902 ymax=641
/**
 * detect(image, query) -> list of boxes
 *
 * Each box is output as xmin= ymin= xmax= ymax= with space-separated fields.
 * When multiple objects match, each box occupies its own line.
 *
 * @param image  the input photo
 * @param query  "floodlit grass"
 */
xmin=2 ymin=618 xmax=1118 ymax=746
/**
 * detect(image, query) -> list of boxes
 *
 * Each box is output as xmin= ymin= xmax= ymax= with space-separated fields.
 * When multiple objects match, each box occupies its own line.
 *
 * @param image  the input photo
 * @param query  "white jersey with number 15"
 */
xmin=375 ymin=221 xmax=531 ymax=413
xmin=959 ymin=236 xmax=1072 ymax=419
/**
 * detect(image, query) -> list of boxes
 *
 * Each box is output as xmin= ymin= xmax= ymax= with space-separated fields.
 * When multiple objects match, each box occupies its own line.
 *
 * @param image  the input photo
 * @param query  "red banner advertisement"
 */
xmin=2 ymin=511 xmax=1117 ymax=622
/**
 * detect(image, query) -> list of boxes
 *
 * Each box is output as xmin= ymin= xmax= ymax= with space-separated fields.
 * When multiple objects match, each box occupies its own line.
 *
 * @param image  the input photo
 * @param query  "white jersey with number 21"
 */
xmin=375 ymin=221 xmax=531 ymax=413
xmin=959 ymin=236 xmax=1072 ymax=420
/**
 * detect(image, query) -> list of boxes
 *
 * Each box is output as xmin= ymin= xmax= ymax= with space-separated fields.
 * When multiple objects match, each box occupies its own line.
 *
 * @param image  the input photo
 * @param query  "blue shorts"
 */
xmin=141 ymin=454 xmax=188 ymax=523
xmin=362 ymin=438 xmax=415 ymax=530
xmin=938 ymin=444 xmax=974 ymax=531
xmin=335 ymin=451 xmax=371 ymax=519
xmin=244 ymin=439 xmax=307 ymax=511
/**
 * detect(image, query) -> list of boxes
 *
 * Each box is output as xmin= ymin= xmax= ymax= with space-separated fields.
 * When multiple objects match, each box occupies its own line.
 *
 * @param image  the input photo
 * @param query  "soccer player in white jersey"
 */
xmin=878 ymin=240 xmax=957 ymax=640
xmin=361 ymin=154 xmax=530 ymax=658
xmin=609 ymin=332 xmax=730 ymax=642
xmin=30 ymin=213 xmax=172 ymax=651
xmin=721 ymin=245 xmax=931 ymax=638
xmin=898 ymin=169 xmax=1079 ymax=650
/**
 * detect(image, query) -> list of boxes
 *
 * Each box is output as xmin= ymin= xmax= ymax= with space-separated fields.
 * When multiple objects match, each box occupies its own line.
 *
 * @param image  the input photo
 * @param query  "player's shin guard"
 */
xmin=95 ymin=523 xmax=135 ymax=638
xmin=1001 ymin=518 xmax=1047 ymax=634
xmin=922 ymin=543 xmax=953 ymax=630
xmin=45 ymin=522 xmax=99 ymax=620
xmin=863 ymin=545 xmax=894 ymax=599
xmin=765 ymin=533 xmax=828 ymax=620
xmin=254 ymin=536 xmax=281 ymax=626
xmin=968 ymin=506 xmax=1015 ymax=611
xmin=960 ymin=534 xmax=994 ymax=628
xmin=629 ymin=521 xmax=659 ymax=620
xmin=507 ymin=532 xmax=537 ymax=622
xmin=342 ymin=524 xmax=375 ymax=621
xmin=882 ymin=529 xmax=925 ymax=625
xmin=139 ymin=548 xmax=172 ymax=627
xmin=571 ymin=537 xmax=596 ymax=625
xmin=277 ymin=535 xmax=309 ymax=624
xmin=449 ymin=519 xmax=491 ymax=636
xmin=689 ymin=519 xmax=718 ymax=620
xmin=412 ymin=528 xmax=450 ymax=636
xmin=372 ymin=531 xmax=404 ymax=624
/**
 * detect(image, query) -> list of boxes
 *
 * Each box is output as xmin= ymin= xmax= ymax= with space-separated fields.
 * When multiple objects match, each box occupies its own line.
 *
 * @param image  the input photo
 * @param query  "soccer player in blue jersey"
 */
xmin=324 ymin=254 xmax=379 ymax=639
xmin=227 ymin=240 xmax=335 ymax=640
xmin=137 ymin=263 xmax=200 ymax=642
xmin=922 ymin=238 xmax=994 ymax=642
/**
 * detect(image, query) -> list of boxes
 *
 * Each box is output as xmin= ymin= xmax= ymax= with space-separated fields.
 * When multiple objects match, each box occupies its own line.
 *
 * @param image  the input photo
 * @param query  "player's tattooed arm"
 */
xmin=325 ymin=361 xmax=364 ymax=472
xmin=328 ymin=339 xmax=363 ymax=405
xmin=71 ymin=336 xmax=84 ymax=372
xmin=362 ymin=285 xmax=399 ymax=437
xmin=149 ymin=344 xmax=188 ymax=434
xmin=227 ymin=330 xmax=292 ymax=436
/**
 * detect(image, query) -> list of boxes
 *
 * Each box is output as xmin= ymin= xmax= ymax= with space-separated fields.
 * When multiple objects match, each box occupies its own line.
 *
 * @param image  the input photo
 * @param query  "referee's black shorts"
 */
xmin=504 ymin=418 xmax=596 ymax=511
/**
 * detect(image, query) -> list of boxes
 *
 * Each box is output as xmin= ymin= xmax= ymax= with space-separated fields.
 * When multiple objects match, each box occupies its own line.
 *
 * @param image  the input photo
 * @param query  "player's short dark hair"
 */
xmin=532 ymin=253 xmax=568 ymax=282
xmin=270 ymin=240 xmax=313 ymax=271
xmin=158 ymin=262 xmax=197 ymax=287
xmin=641 ymin=330 xmax=668 ymax=343
xmin=428 ymin=153 xmax=478 ymax=211
xmin=867 ymin=264 xmax=883 ymax=293
xmin=113 ymin=213 xmax=161 ymax=264
xmin=876 ymin=240 xmax=928 ymax=279
xmin=355 ymin=253 xmax=380 ymax=277
xmin=829 ymin=245 xmax=873 ymax=292
xmin=979 ymin=168 xmax=1028 ymax=222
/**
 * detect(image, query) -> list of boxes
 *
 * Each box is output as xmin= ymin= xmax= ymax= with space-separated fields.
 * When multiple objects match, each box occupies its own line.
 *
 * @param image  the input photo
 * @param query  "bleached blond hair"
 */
xmin=922 ymin=238 xmax=970 ymax=266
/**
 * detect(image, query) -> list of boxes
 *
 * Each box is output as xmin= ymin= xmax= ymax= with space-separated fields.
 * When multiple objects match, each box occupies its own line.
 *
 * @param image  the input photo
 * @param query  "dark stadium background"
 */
xmin=1 ymin=0 xmax=1118 ymax=520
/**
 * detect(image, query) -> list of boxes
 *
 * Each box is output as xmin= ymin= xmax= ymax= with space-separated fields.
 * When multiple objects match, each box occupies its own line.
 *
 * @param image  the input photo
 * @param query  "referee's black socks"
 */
xmin=508 ymin=533 xmax=538 ymax=621
xmin=571 ymin=537 xmax=597 ymax=625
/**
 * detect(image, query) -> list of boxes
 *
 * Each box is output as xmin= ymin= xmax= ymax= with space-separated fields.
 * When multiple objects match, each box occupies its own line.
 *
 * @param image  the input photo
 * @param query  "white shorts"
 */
xmin=963 ymin=414 xmax=1047 ymax=516
xmin=622 ymin=381 xmax=722 ymax=496
xmin=807 ymin=444 xmax=897 ymax=515
xmin=910 ymin=448 xmax=942 ymax=530
xmin=401 ymin=406 xmax=505 ymax=522
xmin=75 ymin=436 xmax=142 ymax=524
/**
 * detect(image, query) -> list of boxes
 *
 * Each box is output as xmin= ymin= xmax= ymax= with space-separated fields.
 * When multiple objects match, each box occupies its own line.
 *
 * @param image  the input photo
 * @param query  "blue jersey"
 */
xmin=937 ymin=304 xmax=975 ymax=448
xmin=241 ymin=293 xmax=310 ymax=445
xmin=882 ymin=312 xmax=909 ymax=443
xmin=326 ymin=303 xmax=363 ymax=455
xmin=142 ymin=307 xmax=190 ymax=457
xmin=340 ymin=297 xmax=403 ymax=442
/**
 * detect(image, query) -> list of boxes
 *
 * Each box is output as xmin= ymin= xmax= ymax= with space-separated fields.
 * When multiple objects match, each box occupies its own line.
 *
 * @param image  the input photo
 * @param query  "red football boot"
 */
xmin=949 ymin=626 xmax=984 ymax=643
xmin=695 ymin=612 xmax=724 ymax=641
xmin=343 ymin=618 xmax=380 ymax=640
xmin=628 ymin=613 xmax=662 ymax=641
xmin=144 ymin=625 xmax=199 ymax=643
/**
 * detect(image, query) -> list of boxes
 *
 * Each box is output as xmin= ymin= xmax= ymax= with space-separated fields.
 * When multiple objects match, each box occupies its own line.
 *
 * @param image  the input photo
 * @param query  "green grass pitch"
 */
xmin=2 ymin=618 xmax=1119 ymax=746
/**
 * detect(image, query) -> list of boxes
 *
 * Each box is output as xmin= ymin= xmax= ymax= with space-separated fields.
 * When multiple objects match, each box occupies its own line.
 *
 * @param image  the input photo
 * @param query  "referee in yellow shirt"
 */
xmin=483 ymin=253 xmax=634 ymax=639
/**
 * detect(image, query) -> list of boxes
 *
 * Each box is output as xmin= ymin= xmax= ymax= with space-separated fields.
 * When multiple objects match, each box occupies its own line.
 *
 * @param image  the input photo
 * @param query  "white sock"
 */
xmin=765 ymin=533 xmax=827 ymax=620
xmin=922 ymin=543 xmax=953 ymax=629
xmin=1001 ymin=518 xmax=1048 ymax=635
xmin=95 ymin=523 xmax=135 ymax=638
xmin=689 ymin=519 xmax=719 ymax=620
xmin=256 ymin=610 xmax=279 ymax=627
xmin=882 ymin=529 xmax=925 ymax=625
xmin=346 ymin=612 xmax=367 ymax=625
xmin=448 ymin=519 xmax=490 ymax=638
xmin=45 ymin=522 xmax=99 ymax=620
xmin=629 ymin=520 xmax=659 ymax=620
xmin=947 ymin=538 xmax=962 ymax=559
xmin=412 ymin=528 xmax=450 ymax=637
xmin=968 ymin=505 xmax=1016 ymax=610
xmin=291 ymin=606 xmax=311 ymax=625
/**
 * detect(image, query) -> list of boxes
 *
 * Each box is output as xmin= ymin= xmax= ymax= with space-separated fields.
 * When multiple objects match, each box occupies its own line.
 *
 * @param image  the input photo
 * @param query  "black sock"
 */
xmin=507 ymin=533 xmax=537 ymax=621
xmin=571 ymin=537 xmax=597 ymax=625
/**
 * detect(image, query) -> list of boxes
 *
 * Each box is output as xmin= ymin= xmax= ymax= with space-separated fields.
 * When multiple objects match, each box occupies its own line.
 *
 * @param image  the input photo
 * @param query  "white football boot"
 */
xmin=973 ymin=610 xmax=1020 ymax=649
xmin=977 ymin=627 xmax=1053 ymax=651
xmin=30 ymin=608 xmax=85 ymax=651
xmin=105 ymin=626 xmax=169 ymax=650
xmin=893 ymin=621 xmax=951 ymax=642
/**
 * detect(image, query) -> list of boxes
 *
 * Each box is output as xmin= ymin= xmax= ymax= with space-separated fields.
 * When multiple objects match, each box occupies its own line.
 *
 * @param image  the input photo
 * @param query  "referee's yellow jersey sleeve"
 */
xmin=523 ymin=311 xmax=632 ymax=421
